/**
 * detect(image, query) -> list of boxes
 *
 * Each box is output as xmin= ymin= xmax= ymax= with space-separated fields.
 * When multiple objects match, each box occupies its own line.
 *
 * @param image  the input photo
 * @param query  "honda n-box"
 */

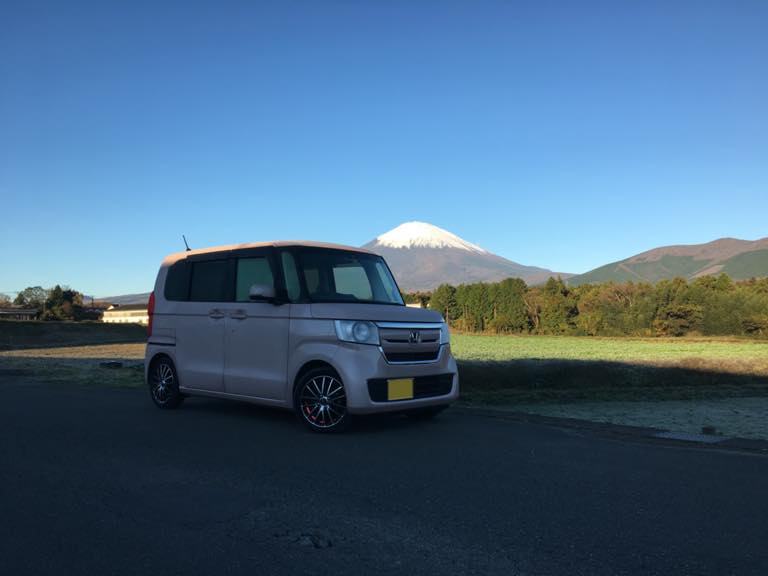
xmin=144 ymin=242 xmax=459 ymax=432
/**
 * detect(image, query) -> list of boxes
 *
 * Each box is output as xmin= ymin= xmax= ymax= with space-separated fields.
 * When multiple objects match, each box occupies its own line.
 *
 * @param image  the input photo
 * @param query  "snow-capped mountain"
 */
xmin=364 ymin=222 xmax=569 ymax=291
xmin=374 ymin=221 xmax=488 ymax=253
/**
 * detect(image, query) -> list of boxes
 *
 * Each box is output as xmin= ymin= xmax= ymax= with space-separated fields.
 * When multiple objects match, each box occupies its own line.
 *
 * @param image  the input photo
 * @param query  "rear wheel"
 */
xmin=149 ymin=356 xmax=184 ymax=409
xmin=294 ymin=368 xmax=348 ymax=433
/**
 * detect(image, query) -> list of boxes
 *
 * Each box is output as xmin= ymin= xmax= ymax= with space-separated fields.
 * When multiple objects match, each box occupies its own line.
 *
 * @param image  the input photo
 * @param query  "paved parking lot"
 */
xmin=1 ymin=376 xmax=767 ymax=575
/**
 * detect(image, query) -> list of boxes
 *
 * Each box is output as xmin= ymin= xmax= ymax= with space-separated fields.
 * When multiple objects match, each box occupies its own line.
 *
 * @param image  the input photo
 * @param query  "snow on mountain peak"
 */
xmin=373 ymin=222 xmax=487 ymax=253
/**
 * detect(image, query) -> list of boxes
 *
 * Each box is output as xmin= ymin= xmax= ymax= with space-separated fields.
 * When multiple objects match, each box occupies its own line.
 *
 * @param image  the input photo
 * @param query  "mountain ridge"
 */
xmin=569 ymin=236 xmax=768 ymax=285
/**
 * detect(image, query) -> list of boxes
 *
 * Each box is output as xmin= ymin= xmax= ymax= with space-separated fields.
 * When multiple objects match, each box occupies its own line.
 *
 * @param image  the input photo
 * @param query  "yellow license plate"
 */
xmin=387 ymin=378 xmax=414 ymax=401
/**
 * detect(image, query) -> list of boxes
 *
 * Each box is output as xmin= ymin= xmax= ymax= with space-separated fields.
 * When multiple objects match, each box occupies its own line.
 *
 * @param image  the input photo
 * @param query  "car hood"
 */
xmin=309 ymin=303 xmax=443 ymax=323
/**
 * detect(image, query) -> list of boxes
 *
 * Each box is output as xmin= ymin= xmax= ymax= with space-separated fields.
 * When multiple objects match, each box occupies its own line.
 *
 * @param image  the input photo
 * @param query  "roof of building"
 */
xmin=105 ymin=304 xmax=148 ymax=312
xmin=0 ymin=307 xmax=38 ymax=315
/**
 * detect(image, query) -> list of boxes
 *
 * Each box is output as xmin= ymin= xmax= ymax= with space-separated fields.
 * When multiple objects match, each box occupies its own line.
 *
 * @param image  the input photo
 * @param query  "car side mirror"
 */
xmin=249 ymin=284 xmax=276 ymax=301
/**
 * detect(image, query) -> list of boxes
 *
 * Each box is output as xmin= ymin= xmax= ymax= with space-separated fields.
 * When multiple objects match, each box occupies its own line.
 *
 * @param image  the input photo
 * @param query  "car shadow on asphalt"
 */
xmin=180 ymin=396 xmax=442 ymax=434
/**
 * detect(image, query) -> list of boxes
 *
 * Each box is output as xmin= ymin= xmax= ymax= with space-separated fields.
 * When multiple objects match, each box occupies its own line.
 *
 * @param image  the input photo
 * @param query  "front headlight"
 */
xmin=334 ymin=320 xmax=380 ymax=346
xmin=440 ymin=323 xmax=451 ymax=345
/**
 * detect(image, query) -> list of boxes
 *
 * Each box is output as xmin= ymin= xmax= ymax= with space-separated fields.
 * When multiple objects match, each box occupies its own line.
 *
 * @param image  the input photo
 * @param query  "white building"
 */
xmin=0 ymin=307 xmax=38 ymax=321
xmin=102 ymin=304 xmax=149 ymax=325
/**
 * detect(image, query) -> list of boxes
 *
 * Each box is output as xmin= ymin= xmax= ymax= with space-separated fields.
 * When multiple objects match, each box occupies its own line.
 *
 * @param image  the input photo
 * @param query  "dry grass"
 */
xmin=0 ymin=343 xmax=146 ymax=389
xmin=0 ymin=343 xmax=146 ymax=360
xmin=0 ymin=320 xmax=146 ymax=350
xmin=0 ymin=356 xmax=144 ymax=389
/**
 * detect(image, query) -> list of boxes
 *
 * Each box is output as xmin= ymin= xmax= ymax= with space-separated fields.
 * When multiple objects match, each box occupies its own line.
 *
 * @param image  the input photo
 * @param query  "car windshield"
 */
xmin=294 ymin=249 xmax=404 ymax=305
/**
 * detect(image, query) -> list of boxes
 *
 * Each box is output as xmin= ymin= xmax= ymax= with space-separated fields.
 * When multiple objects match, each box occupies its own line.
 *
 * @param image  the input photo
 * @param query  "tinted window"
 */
xmin=236 ymin=256 xmax=274 ymax=301
xmin=296 ymin=249 xmax=403 ymax=305
xmin=164 ymin=260 xmax=190 ymax=301
xmin=281 ymin=251 xmax=302 ymax=301
xmin=333 ymin=265 xmax=373 ymax=300
xmin=189 ymin=260 xmax=228 ymax=301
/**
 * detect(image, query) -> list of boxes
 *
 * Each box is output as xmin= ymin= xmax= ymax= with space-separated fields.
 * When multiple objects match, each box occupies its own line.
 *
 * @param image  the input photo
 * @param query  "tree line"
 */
xmin=4 ymin=285 xmax=102 ymax=321
xmin=422 ymin=274 xmax=768 ymax=337
xmin=7 ymin=276 xmax=768 ymax=335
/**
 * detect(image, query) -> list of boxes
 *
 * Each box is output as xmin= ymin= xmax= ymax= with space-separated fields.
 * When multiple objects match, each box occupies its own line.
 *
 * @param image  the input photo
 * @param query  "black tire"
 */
xmin=408 ymin=405 xmax=449 ymax=420
xmin=294 ymin=367 xmax=348 ymax=433
xmin=148 ymin=356 xmax=184 ymax=409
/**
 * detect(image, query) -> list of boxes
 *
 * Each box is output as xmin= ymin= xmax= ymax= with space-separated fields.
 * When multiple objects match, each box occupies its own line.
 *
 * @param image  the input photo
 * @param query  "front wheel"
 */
xmin=148 ymin=356 xmax=184 ymax=409
xmin=294 ymin=368 xmax=348 ymax=433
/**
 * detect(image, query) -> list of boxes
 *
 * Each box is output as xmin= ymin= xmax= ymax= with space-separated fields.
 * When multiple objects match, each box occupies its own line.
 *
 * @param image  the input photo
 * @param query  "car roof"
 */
xmin=162 ymin=241 xmax=375 ymax=266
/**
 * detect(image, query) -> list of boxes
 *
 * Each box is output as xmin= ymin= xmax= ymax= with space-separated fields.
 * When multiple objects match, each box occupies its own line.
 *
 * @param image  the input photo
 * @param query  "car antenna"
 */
xmin=182 ymin=235 xmax=191 ymax=252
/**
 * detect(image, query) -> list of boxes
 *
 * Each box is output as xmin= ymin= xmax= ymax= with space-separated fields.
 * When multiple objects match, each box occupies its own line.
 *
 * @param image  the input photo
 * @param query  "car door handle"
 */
xmin=208 ymin=309 xmax=225 ymax=319
xmin=229 ymin=310 xmax=247 ymax=320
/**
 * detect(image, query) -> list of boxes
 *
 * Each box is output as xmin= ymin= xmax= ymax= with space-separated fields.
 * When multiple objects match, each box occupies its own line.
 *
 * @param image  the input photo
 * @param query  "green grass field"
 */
xmin=2 ymin=322 xmax=768 ymax=403
xmin=447 ymin=334 xmax=768 ymax=439
xmin=450 ymin=333 xmax=768 ymax=364
xmin=450 ymin=333 xmax=768 ymax=405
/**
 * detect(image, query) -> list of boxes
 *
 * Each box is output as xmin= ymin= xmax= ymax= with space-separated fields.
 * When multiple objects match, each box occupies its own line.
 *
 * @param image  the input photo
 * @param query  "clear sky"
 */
xmin=1 ymin=0 xmax=766 ymax=297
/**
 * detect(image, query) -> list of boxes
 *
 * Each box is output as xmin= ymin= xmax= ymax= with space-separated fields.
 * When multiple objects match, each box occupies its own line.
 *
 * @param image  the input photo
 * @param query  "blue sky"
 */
xmin=1 ymin=0 xmax=766 ymax=297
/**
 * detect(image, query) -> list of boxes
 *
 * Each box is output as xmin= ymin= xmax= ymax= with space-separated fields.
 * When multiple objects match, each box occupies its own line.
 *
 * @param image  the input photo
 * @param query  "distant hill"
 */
xmin=569 ymin=237 xmax=768 ymax=285
xmin=363 ymin=222 xmax=570 ymax=291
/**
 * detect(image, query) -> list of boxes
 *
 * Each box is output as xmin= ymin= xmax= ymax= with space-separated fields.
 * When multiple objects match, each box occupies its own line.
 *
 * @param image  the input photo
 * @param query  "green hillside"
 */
xmin=570 ymin=241 xmax=768 ymax=286
xmin=571 ymin=255 xmax=707 ymax=285
xmin=720 ymin=249 xmax=768 ymax=279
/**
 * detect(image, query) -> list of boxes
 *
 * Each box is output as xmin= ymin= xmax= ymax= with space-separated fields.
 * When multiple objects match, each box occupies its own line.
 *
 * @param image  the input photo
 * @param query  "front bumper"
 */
xmin=331 ymin=342 xmax=459 ymax=414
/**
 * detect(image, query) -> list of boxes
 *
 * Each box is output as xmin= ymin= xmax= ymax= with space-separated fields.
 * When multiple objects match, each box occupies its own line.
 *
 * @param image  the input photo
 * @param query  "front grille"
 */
xmin=384 ymin=350 xmax=440 ymax=363
xmin=367 ymin=373 xmax=454 ymax=402
xmin=379 ymin=325 xmax=441 ymax=364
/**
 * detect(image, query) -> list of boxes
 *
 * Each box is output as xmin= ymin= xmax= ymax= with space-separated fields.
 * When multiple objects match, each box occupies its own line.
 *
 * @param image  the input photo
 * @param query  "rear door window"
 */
xmin=189 ymin=260 xmax=229 ymax=301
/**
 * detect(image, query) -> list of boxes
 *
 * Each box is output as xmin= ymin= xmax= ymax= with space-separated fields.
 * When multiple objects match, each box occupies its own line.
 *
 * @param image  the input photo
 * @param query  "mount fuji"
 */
xmin=363 ymin=222 xmax=569 ymax=291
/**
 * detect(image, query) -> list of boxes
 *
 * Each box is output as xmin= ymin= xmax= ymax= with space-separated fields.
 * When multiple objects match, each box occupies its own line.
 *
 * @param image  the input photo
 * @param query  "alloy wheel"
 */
xmin=298 ymin=375 xmax=347 ymax=430
xmin=151 ymin=361 xmax=175 ymax=405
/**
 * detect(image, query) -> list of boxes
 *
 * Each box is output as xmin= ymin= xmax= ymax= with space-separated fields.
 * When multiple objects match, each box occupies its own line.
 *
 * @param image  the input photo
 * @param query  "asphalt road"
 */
xmin=1 ymin=376 xmax=767 ymax=576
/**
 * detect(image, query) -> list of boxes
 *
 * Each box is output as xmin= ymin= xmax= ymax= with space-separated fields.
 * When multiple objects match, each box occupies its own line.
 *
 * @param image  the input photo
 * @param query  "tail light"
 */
xmin=147 ymin=291 xmax=155 ymax=337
